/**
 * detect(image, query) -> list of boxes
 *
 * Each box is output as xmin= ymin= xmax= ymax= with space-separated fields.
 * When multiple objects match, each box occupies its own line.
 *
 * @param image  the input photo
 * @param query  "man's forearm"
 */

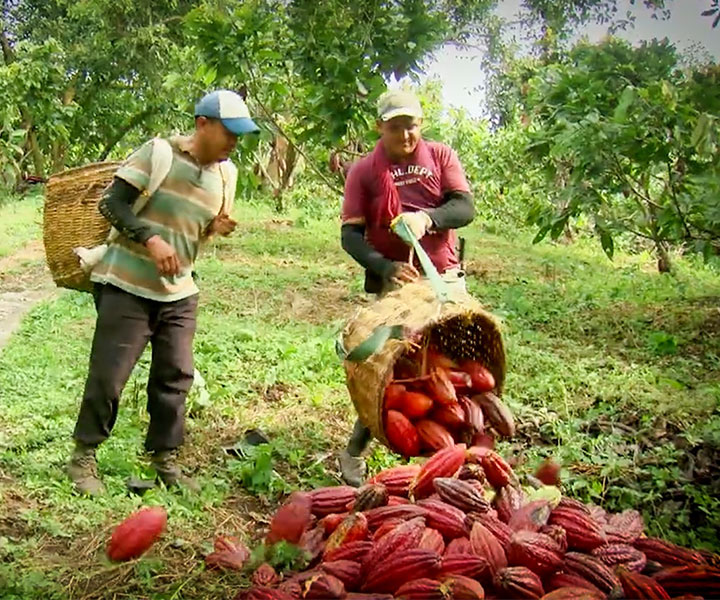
xmin=341 ymin=223 xmax=395 ymax=279
xmin=427 ymin=190 xmax=475 ymax=230
xmin=98 ymin=177 xmax=156 ymax=244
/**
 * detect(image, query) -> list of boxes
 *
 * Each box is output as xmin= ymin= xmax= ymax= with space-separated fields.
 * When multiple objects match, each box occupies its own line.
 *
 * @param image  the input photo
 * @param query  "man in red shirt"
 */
xmin=339 ymin=89 xmax=475 ymax=485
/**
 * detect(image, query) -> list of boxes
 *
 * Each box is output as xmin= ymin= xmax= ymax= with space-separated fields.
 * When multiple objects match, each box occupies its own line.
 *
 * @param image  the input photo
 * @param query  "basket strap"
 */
xmin=336 ymin=324 xmax=405 ymax=362
xmin=391 ymin=216 xmax=450 ymax=304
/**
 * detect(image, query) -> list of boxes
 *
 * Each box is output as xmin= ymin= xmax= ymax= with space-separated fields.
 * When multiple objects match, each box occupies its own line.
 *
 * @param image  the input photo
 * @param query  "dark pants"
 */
xmin=73 ymin=284 xmax=198 ymax=452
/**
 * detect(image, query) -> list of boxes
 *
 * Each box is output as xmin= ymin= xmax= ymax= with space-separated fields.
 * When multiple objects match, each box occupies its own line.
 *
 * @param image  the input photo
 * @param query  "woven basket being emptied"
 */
xmin=43 ymin=161 xmax=121 ymax=291
xmin=341 ymin=281 xmax=506 ymax=448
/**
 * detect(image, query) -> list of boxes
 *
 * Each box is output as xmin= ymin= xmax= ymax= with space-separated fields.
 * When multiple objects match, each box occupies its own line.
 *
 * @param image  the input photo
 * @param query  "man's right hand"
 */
xmin=389 ymin=262 xmax=420 ymax=286
xmin=145 ymin=235 xmax=180 ymax=277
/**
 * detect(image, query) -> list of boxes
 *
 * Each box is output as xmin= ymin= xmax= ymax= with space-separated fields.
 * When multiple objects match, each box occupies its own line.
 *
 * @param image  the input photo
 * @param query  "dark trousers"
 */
xmin=73 ymin=284 xmax=198 ymax=452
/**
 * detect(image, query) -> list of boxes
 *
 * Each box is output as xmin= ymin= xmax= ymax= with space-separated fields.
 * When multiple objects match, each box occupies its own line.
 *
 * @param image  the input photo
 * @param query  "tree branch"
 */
xmin=98 ymin=107 xmax=155 ymax=161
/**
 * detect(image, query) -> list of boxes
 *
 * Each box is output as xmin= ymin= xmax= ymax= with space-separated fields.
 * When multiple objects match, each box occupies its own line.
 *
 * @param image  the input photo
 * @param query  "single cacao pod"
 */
xmin=545 ymin=572 xmax=603 ymax=594
xmin=419 ymin=528 xmax=446 ymax=555
xmin=425 ymin=368 xmax=458 ymax=406
xmin=617 ymin=567 xmax=671 ymax=600
xmin=509 ymin=500 xmax=552 ymax=533
xmin=324 ymin=540 xmax=373 ymax=564
xmin=459 ymin=395 xmax=485 ymax=433
xmin=352 ymin=484 xmax=389 ymax=513
xmin=387 ymin=495 xmax=412 ymax=506
xmin=563 ymin=552 xmax=622 ymax=594
xmin=494 ymin=566 xmax=545 ymax=599
xmin=372 ymin=517 xmax=405 ymax=541
xmin=607 ymin=509 xmax=644 ymax=542
xmin=508 ymin=531 xmax=564 ymax=576
xmin=538 ymin=588 xmax=605 ymax=600
xmin=401 ymin=391 xmax=435 ymax=419
xmin=458 ymin=463 xmax=487 ymax=485
xmin=252 ymin=563 xmax=280 ymax=587
xmin=470 ymin=521 xmax=508 ymax=576
xmin=384 ymin=383 xmax=407 ymax=411
xmin=416 ymin=498 xmax=468 ymax=539
xmin=433 ymin=477 xmax=491 ymax=513
xmin=364 ymin=504 xmax=426 ymax=530
xmin=267 ymin=492 xmax=313 ymax=545
xmin=205 ymin=550 xmax=248 ymax=571
xmin=444 ymin=536 xmax=473 ymax=556
xmin=467 ymin=511 xmax=512 ymax=551
xmin=442 ymin=574 xmax=486 ymax=599
xmin=323 ymin=512 xmax=369 ymax=557
xmin=481 ymin=451 xmax=517 ymax=489
xmin=364 ymin=516 xmax=426 ymax=575
xmin=432 ymin=402 xmax=467 ymax=430
xmin=299 ymin=525 xmax=326 ymax=563
xmin=548 ymin=506 xmax=606 ymax=552
xmin=634 ymin=537 xmax=707 ymax=568
xmin=494 ymin=485 xmax=525 ymax=524
xmin=534 ymin=459 xmax=561 ymax=487
xmin=461 ymin=360 xmax=496 ymax=393
xmin=107 ymin=506 xmax=167 ymax=562
xmin=438 ymin=553 xmax=489 ymax=579
xmin=592 ymin=543 xmax=647 ymax=573
xmin=386 ymin=410 xmax=422 ymax=457
xmin=309 ymin=486 xmax=358 ymax=517
xmin=321 ymin=513 xmax=349 ymax=535
xmin=368 ymin=464 xmax=421 ymax=497
xmin=416 ymin=419 xmax=455 ymax=452
xmin=473 ymin=391 xmax=514 ymax=437
xmin=410 ymin=444 xmax=466 ymax=500
xmin=539 ymin=525 xmax=568 ymax=553
xmin=321 ymin=560 xmax=363 ymax=591
xmin=395 ymin=578 xmax=448 ymax=600
xmin=652 ymin=565 xmax=720 ymax=596
xmin=362 ymin=548 xmax=442 ymax=594
xmin=303 ymin=573 xmax=346 ymax=598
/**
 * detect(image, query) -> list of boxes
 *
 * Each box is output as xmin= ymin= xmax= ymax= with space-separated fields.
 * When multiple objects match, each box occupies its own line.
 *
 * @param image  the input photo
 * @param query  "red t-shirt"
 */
xmin=341 ymin=141 xmax=470 ymax=274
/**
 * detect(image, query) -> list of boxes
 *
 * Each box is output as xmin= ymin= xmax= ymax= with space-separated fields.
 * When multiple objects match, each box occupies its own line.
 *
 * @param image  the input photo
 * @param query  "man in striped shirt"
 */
xmin=67 ymin=90 xmax=259 ymax=495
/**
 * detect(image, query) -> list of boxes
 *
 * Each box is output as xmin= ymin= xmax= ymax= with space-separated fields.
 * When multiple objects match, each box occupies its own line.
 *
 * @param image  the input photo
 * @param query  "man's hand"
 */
xmin=145 ymin=235 xmax=180 ymax=277
xmin=389 ymin=262 xmax=420 ymax=286
xmin=397 ymin=211 xmax=433 ymax=240
xmin=207 ymin=213 xmax=237 ymax=237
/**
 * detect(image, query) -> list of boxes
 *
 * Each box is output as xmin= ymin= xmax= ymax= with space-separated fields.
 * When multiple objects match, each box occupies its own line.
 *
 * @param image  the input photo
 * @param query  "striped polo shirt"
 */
xmin=91 ymin=136 xmax=226 ymax=302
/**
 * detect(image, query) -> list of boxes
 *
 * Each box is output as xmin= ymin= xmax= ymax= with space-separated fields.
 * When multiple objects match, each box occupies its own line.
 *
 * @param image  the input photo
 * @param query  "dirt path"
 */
xmin=0 ymin=240 xmax=56 ymax=352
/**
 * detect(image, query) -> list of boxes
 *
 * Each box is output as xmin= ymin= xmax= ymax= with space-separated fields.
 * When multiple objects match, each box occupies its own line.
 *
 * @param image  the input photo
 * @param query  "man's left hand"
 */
xmin=398 ymin=211 xmax=433 ymax=240
xmin=207 ymin=214 xmax=237 ymax=237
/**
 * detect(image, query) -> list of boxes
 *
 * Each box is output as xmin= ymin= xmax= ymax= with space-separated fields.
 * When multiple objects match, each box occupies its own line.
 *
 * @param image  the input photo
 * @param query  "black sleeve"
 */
xmin=341 ymin=223 xmax=396 ymax=280
xmin=427 ymin=190 xmax=475 ymax=231
xmin=98 ymin=177 xmax=156 ymax=244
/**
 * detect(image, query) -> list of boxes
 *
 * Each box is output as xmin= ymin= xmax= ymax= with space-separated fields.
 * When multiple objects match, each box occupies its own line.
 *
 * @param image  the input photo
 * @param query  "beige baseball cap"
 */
xmin=377 ymin=90 xmax=423 ymax=121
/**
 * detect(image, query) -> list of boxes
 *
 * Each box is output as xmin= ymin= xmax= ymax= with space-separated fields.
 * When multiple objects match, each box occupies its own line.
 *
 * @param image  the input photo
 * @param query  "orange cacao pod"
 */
xmin=368 ymin=464 xmax=421 ymax=497
xmin=433 ymin=477 xmax=491 ymax=513
xmin=410 ymin=444 xmax=466 ymax=500
xmin=494 ymin=566 xmax=545 ymax=599
xmin=481 ymin=450 xmax=517 ymax=489
xmin=324 ymin=512 xmax=369 ymax=557
xmin=384 ymin=383 xmax=407 ymax=411
xmin=386 ymin=410 xmax=422 ymax=457
xmin=470 ymin=521 xmax=508 ymax=576
xmin=416 ymin=419 xmax=455 ymax=451
xmin=548 ymin=506 xmax=606 ymax=552
xmin=442 ymin=574 xmax=486 ymax=599
xmin=401 ymin=391 xmax=435 ymax=419
xmin=321 ymin=513 xmax=350 ymax=535
xmin=107 ymin=506 xmax=167 ymax=562
xmin=362 ymin=548 xmax=442 ymax=594
xmin=416 ymin=498 xmax=468 ymax=539
xmin=508 ymin=531 xmax=564 ymax=576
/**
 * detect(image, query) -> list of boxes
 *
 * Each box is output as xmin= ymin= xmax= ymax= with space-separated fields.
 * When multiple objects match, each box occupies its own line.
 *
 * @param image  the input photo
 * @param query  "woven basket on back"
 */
xmin=43 ymin=161 xmax=121 ymax=291
xmin=341 ymin=281 xmax=506 ymax=448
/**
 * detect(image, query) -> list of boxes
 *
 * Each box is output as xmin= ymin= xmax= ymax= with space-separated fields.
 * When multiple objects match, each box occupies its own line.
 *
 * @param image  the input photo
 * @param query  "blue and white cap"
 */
xmin=194 ymin=89 xmax=260 ymax=135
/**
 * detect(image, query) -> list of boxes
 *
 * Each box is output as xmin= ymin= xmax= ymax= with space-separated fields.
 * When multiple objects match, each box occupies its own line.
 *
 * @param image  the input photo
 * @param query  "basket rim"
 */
xmin=47 ymin=160 xmax=122 ymax=181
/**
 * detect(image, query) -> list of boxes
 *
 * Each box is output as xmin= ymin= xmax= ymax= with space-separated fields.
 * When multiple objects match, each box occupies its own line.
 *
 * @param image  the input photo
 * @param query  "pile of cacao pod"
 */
xmin=226 ymin=444 xmax=720 ymax=599
xmin=383 ymin=343 xmax=513 ymax=457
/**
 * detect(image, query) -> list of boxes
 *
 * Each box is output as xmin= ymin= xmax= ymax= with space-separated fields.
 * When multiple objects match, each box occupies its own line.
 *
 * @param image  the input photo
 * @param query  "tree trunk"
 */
xmin=656 ymin=241 xmax=672 ymax=273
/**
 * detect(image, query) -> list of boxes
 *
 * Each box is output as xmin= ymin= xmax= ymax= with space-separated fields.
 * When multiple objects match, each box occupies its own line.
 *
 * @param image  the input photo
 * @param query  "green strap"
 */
xmin=336 ymin=324 xmax=405 ymax=362
xmin=391 ymin=217 xmax=450 ymax=304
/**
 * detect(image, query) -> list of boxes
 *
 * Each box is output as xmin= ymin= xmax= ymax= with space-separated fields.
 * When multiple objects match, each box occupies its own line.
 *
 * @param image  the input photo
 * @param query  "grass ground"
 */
xmin=0 ymin=191 xmax=43 ymax=260
xmin=0 ymin=197 xmax=718 ymax=599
